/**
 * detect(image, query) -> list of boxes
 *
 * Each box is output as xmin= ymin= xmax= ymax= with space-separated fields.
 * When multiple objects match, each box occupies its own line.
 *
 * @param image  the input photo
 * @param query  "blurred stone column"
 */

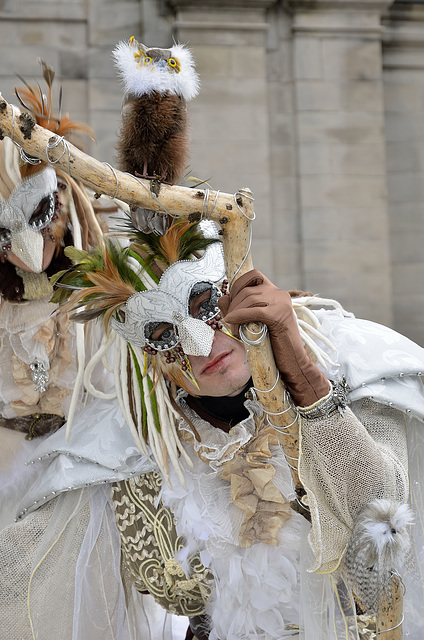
xmin=167 ymin=0 xmax=278 ymax=277
xmin=291 ymin=0 xmax=393 ymax=325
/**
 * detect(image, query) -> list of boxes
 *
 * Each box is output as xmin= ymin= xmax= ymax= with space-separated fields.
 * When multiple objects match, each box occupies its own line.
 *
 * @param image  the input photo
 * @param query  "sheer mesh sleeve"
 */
xmin=299 ymin=398 xmax=408 ymax=573
xmin=112 ymin=472 xmax=214 ymax=617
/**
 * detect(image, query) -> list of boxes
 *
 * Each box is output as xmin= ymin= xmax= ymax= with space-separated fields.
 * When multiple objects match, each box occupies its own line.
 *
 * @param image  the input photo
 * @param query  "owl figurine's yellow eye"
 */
xmin=134 ymin=48 xmax=145 ymax=63
xmin=168 ymin=57 xmax=181 ymax=73
xmin=144 ymin=56 xmax=152 ymax=65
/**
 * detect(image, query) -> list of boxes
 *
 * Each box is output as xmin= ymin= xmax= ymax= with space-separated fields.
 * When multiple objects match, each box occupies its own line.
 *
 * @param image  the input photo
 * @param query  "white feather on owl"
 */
xmin=344 ymin=498 xmax=414 ymax=611
xmin=112 ymin=39 xmax=200 ymax=101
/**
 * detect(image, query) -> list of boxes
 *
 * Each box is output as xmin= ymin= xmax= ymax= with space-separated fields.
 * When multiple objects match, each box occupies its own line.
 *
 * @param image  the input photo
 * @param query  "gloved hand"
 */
xmin=218 ymin=269 xmax=330 ymax=407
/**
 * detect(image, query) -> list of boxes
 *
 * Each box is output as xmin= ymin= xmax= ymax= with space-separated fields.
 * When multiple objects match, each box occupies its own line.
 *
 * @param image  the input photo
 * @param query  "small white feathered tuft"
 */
xmin=112 ymin=39 xmax=200 ymax=101
xmin=344 ymin=499 xmax=414 ymax=611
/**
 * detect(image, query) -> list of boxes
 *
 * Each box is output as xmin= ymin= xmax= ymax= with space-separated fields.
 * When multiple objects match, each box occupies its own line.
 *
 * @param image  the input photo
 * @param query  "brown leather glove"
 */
xmin=218 ymin=269 xmax=330 ymax=407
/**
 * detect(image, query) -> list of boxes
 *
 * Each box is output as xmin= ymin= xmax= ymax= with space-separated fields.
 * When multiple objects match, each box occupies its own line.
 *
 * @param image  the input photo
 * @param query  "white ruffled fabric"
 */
xmin=161 ymin=405 xmax=303 ymax=640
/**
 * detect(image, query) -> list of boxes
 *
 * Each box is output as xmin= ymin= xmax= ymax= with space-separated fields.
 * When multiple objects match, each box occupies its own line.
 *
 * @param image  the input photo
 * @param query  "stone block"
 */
xmin=191 ymin=77 xmax=268 ymax=111
xmin=304 ymin=270 xmax=393 ymax=326
xmin=296 ymin=81 xmax=340 ymax=112
xmin=141 ymin=0 xmax=173 ymax=46
xmin=59 ymin=80 xmax=89 ymax=118
xmin=271 ymin=196 xmax=299 ymax=240
xmin=190 ymin=100 xmax=268 ymax=143
xmin=330 ymin=144 xmax=386 ymax=176
xmin=385 ymin=143 xmax=421 ymax=173
xmin=342 ymin=80 xmax=384 ymax=112
xmin=322 ymin=40 xmax=382 ymax=81
xmin=59 ymin=49 xmax=88 ymax=80
xmin=269 ymin=144 xmax=295 ymax=178
xmin=0 ymin=1 xmax=85 ymax=21
xmin=338 ymin=206 xmax=389 ymax=241
xmin=301 ymin=206 xmax=389 ymax=242
xmin=300 ymin=174 xmax=387 ymax=209
xmin=273 ymin=239 xmax=303 ymax=287
xmin=268 ymin=82 xmax=294 ymax=117
xmin=298 ymin=143 xmax=332 ymax=174
xmin=388 ymin=202 xmax=424 ymax=233
xmin=383 ymin=48 xmax=424 ymax=72
xmin=393 ymin=293 xmax=424 ymax=346
xmin=88 ymin=1 xmax=142 ymax=46
xmin=383 ymin=82 xmax=421 ymax=113
xmin=269 ymin=114 xmax=296 ymax=146
xmin=251 ymin=239 xmax=274 ymax=278
xmin=300 ymin=207 xmax=338 ymax=241
xmin=231 ymin=46 xmax=266 ymax=78
xmin=0 ymin=46 xmax=60 ymax=78
xmin=89 ymin=77 xmax=122 ymax=111
xmin=268 ymin=42 xmax=293 ymax=83
xmin=293 ymin=8 xmax=382 ymax=34
xmin=302 ymin=239 xmax=391 ymax=275
xmin=293 ymin=37 xmax=323 ymax=80
xmin=192 ymin=46 xmax=233 ymax=79
xmin=390 ymin=230 xmax=424 ymax=264
xmin=0 ymin=18 xmax=86 ymax=49
xmin=89 ymin=109 xmax=122 ymax=165
xmin=384 ymin=113 xmax=424 ymax=143
xmin=386 ymin=171 xmax=424 ymax=204
xmin=270 ymin=177 xmax=298 ymax=216
xmin=393 ymin=263 xmax=424 ymax=296
xmin=88 ymin=47 xmax=119 ymax=79
xmin=297 ymin=112 xmax=384 ymax=145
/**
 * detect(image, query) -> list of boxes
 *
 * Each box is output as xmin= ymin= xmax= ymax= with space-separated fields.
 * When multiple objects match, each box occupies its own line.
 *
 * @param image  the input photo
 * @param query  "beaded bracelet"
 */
xmin=297 ymin=377 xmax=349 ymax=420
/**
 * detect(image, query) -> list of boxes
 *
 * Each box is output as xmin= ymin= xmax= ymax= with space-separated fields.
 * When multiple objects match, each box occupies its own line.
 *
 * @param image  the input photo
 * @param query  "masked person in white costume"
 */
xmin=0 ymin=60 xmax=110 ymax=534
xmin=1 ymin=39 xmax=424 ymax=640
xmin=0 ymin=201 xmax=422 ymax=639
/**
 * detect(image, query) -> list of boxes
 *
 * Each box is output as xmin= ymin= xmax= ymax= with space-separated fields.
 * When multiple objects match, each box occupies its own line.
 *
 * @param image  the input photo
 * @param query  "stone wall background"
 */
xmin=1 ymin=0 xmax=423 ymax=344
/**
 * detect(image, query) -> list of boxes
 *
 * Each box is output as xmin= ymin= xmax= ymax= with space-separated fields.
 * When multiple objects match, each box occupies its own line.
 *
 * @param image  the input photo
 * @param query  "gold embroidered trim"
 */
xmin=112 ymin=472 xmax=213 ymax=616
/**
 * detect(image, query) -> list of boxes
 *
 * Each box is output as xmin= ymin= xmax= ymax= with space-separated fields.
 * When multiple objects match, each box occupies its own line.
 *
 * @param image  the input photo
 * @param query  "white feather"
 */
xmin=344 ymin=498 xmax=414 ymax=611
xmin=112 ymin=40 xmax=200 ymax=101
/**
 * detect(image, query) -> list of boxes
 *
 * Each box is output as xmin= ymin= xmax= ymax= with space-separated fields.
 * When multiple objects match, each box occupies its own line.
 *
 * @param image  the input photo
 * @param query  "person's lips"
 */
xmin=201 ymin=351 xmax=232 ymax=375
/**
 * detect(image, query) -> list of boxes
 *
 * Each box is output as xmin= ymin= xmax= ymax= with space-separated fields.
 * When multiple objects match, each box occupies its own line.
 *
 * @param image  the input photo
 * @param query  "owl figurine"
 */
xmin=113 ymin=37 xmax=200 ymax=184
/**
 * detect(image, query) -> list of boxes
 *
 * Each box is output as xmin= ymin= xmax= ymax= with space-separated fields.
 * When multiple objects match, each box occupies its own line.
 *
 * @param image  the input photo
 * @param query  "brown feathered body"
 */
xmin=117 ymin=91 xmax=189 ymax=183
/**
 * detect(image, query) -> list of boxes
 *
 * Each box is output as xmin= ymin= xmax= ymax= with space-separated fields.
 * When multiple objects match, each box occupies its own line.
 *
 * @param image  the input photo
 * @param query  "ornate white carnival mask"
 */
xmin=0 ymin=167 xmax=58 ymax=272
xmin=111 ymin=236 xmax=226 ymax=357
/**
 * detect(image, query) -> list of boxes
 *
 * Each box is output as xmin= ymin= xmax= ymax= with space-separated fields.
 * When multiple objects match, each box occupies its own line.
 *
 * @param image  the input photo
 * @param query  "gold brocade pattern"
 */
xmin=112 ymin=472 xmax=213 ymax=616
xmin=10 ymin=311 xmax=72 ymax=417
xmin=220 ymin=420 xmax=292 ymax=547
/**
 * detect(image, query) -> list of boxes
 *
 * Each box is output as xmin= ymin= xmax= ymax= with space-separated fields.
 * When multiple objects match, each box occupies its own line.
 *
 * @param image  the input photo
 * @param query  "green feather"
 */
xmin=147 ymin=374 xmax=161 ymax=434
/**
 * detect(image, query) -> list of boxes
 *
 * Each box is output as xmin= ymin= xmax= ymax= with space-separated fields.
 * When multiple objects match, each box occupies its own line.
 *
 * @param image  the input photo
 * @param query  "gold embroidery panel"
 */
xmin=112 ymin=472 xmax=213 ymax=617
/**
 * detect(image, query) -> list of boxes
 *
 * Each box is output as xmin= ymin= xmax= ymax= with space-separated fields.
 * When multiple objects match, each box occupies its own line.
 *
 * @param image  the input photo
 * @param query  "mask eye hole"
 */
xmin=0 ymin=227 xmax=11 ymax=244
xmin=151 ymin=324 xmax=173 ymax=342
xmin=145 ymin=322 xmax=177 ymax=351
xmin=29 ymin=193 xmax=55 ymax=231
xmin=189 ymin=282 xmax=221 ymax=321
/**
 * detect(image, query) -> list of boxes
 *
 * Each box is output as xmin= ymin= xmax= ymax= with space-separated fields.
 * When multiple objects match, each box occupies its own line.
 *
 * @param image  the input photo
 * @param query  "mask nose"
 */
xmin=172 ymin=312 xmax=215 ymax=357
xmin=10 ymin=225 xmax=44 ymax=273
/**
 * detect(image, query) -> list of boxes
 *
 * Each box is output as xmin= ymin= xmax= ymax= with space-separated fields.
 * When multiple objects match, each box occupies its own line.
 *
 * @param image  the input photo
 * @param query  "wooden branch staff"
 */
xmin=0 ymin=95 xmax=301 ymax=485
xmin=0 ymin=96 xmax=402 ymax=638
